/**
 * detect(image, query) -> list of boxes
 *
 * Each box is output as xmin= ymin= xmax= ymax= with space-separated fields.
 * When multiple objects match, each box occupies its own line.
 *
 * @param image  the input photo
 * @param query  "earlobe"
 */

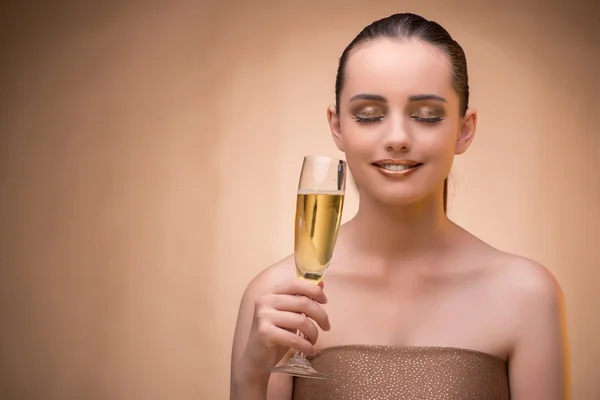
xmin=455 ymin=108 xmax=477 ymax=155
xmin=328 ymin=105 xmax=345 ymax=152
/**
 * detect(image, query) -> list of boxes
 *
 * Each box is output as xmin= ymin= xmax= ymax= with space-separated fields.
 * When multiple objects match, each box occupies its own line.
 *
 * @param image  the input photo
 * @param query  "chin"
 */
xmin=363 ymin=184 xmax=429 ymax=207
xmin=353 ymin=164 xmax=446 ymax=208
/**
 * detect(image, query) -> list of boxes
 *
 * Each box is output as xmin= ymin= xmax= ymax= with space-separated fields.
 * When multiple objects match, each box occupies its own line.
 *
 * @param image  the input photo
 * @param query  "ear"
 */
xmin=455 ymin=107 xmax=477 ymax=155
xmin=327 ymin=105 xmax=345 ymax=152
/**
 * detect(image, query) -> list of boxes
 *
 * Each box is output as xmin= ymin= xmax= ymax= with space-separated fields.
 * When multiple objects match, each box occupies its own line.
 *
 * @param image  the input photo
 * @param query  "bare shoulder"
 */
xmin=233 ymin=254 xmax=296 ymax=341
xmin=456 ymin=225 xmax=562 ymax=301
xmin=484 ymin=248 xmax=564 ymax=305
xmin=243 ymin=254 xmax=297 ymax=298
xmin=469 ymin=245 xmax=570 ymax=397
xmin=472 ymin=242 xmax=567 ymax=344
xmin=234 ymin=254 xmax=298 ymax=329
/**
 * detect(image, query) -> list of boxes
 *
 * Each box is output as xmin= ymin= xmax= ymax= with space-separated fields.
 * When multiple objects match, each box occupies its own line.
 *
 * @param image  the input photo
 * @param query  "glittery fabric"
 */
xmin=292 ymin=345 xmax=509 ymax=400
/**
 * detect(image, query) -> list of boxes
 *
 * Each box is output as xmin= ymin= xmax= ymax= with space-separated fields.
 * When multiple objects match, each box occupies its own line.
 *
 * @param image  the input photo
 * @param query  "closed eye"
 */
xmin=412 ymin=116 xmax=443 ymax=124
xmin=353 ymin=115 xmax=384 ymax=123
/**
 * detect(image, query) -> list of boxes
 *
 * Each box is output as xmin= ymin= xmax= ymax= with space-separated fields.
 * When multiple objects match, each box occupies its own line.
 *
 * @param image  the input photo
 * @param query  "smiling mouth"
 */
xmin=372 ymin=161 xmax=423 ymax=172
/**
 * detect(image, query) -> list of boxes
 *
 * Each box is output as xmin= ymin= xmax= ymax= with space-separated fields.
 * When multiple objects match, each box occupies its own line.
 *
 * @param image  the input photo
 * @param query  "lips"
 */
xmin=378 ymin=163 xmax=421 ymax=171
xmin=372 ymin=159 xmax=423 ymax=176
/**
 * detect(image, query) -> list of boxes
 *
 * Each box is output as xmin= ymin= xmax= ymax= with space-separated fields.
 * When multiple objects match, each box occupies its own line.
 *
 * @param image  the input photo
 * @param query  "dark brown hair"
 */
xmin=334 ymin=13 xmax=470 ymax=212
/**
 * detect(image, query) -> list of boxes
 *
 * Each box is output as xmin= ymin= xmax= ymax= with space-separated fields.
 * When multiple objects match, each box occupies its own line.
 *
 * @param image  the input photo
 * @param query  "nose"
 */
xmin=382 ymin=117 xmax=411 ymax=152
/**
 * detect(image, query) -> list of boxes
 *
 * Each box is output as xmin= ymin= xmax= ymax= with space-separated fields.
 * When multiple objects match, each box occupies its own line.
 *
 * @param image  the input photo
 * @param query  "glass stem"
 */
xmin=295 ymin=312 xmax=309 ymax=358
xmin=296 ymin=330 xmax=306 ymax=358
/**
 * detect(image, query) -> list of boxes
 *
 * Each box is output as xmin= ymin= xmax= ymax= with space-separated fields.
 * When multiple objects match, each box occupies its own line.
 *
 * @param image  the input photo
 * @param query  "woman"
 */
xmin=230 ymin=12 xmax=570 ymax=400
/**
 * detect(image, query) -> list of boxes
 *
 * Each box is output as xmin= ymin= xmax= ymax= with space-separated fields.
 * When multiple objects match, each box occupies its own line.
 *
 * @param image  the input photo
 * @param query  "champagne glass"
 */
xmin=270 ymin=155 xmax=347 ymax=379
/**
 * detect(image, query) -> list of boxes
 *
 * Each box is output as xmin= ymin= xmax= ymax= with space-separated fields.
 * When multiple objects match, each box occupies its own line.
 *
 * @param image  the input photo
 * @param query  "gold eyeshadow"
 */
xmin=348 ymin=98 xmax=447 ymax=124
xmin=410 ymin=105 xmax=445 ymax=119
xmin=355 ymin=107 xmax=385 ymax=118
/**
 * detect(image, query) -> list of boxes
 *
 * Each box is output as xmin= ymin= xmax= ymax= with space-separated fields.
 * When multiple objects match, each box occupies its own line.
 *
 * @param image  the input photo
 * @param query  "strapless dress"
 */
xmin=292 ymin=345 xmax=509 ymax=400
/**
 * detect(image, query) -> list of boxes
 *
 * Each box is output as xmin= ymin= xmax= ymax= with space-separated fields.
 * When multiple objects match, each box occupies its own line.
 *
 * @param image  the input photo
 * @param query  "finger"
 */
xmin=271 ymin=294 xmax=331 ymax=331
xmin=272 ymin=279 xmax=328 ymax=304
xmin=269 ymin=311 xmax=320 ymax=345
xmin=266 ymin=322 xmax=317 ymax=356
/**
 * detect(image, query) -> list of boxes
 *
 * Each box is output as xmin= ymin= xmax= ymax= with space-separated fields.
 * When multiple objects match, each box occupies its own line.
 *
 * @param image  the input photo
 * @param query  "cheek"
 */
xmin=421 ymin=125 xmax=457 ymax=156
xmin=338 ymin=127 xmax=376 ymax=181
xmin=421 ymin=128 xmax=458 ymax=178
xmin=340 ymin=123 xmax=375 ymax=157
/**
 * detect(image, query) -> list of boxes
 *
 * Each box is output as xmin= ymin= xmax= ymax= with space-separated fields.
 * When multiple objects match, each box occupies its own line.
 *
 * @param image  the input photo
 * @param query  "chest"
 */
xmin=316 ymin=272 xmax=508 ymax=355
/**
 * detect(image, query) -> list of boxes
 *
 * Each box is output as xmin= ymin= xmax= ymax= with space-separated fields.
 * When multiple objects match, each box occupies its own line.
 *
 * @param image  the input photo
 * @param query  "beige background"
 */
xmin=1 ymin=1 xmax=599 ymax=399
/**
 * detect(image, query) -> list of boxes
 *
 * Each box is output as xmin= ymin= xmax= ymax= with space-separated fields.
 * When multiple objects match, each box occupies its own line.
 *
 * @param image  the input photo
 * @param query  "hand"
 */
xmin=241 ymin=278 xmax=331 ymax=373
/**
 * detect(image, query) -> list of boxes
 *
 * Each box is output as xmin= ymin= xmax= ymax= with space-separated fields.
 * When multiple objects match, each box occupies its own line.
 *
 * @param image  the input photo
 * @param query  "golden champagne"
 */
xmin=294 ymin=190 xmax=344 ymax=283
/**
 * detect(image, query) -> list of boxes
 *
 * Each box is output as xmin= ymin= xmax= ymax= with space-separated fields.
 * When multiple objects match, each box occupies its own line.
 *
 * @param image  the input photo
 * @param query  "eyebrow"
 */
xmin=349 ymin=93 xmax=387 ymax=103
xmin=409 ymin=94 xmax=447 ymax=103
xmin=349 ymin=93 xmax=447 ymax=103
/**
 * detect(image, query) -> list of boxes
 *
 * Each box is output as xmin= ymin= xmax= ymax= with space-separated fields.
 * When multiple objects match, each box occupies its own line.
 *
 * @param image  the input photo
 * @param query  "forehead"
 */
xmin=343 ymin=38 xmax=454 ymax=100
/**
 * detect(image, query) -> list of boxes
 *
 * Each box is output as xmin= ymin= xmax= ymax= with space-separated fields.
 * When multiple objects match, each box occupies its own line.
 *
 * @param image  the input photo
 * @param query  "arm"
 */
xmin=229 ymin=260 xmax=330 ymax=400
xmin=230 ymin=268 xmax=293 ymax=400
xmin=507 ymin=263 xmax=571 ymax=400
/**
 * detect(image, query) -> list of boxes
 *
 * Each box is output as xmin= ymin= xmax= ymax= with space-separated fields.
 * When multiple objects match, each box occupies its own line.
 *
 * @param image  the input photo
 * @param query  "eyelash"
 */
xmin=413 ymin=117 xmax=443 ymax=124
xmin=352 ymin=116 xmax=443 ymax=124
xmin=353 ymin=116 xmax=384 ymax=123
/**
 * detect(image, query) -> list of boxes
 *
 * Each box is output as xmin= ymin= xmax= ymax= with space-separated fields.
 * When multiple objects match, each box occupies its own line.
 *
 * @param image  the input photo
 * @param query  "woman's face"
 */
xmin=328 ymin=38 xmax=477 ymax=206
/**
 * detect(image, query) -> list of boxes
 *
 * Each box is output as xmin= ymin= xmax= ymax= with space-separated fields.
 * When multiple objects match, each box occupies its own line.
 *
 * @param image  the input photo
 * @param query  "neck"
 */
xmin=344 ymin=192 xmax=454 ymax=259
